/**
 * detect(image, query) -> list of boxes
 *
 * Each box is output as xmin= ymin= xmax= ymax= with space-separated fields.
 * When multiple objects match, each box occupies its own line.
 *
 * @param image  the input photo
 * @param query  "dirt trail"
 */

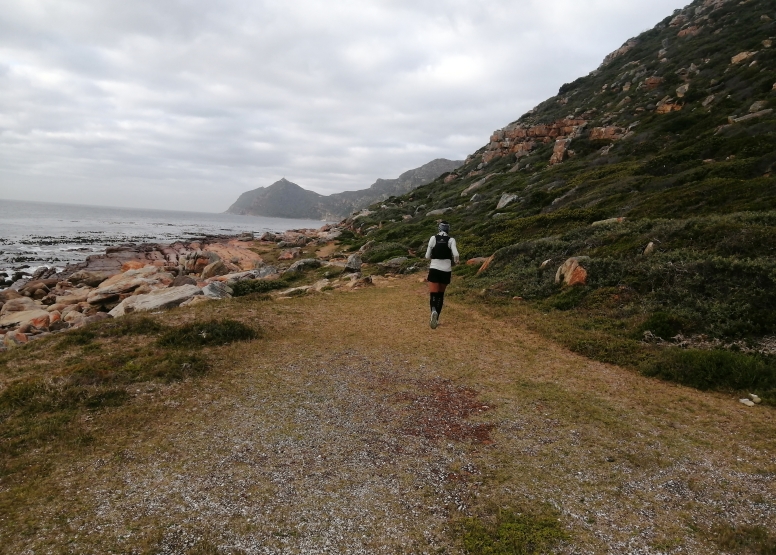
xmin=7 ymin=277 xmax=776 ymax=554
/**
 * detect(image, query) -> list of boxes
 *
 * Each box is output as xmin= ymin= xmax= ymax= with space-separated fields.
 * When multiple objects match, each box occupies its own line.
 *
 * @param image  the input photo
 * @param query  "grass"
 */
xmin=157 ymin=319 xmax=259 ymax=347
xmin=458 ymin=506 xmax=568 ymax=555
xmin=641 ymin=348 xmax=776 ymax=402
xmin=712 ymin=524 xmax=776 ymax=555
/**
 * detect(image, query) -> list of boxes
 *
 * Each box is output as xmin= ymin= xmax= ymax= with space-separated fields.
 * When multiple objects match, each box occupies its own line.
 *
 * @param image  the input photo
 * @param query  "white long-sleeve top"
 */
xmin=425 ymin=233 xmax=459 ymax=272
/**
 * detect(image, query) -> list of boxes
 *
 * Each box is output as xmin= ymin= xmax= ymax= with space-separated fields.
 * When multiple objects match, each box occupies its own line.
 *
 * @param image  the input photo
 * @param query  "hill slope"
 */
xmin=226 ymin=158 xmax=463 ymax=220
xmin=338 ymin=0 xmax=776 ymax=378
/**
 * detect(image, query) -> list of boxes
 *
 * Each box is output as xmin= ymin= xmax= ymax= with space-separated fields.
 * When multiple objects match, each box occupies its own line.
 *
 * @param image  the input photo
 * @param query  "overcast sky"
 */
xmin=0 ymin=0 xmax=689 ymax=213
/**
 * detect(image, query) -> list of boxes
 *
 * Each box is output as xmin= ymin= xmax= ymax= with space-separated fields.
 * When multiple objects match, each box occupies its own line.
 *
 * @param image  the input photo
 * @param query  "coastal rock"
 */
xmin=0 ymin=309 xmax=51 ymax=329
xmin=3 ymin=330 xmax=28 ymax=348
xmin=179 ymin=295 xmax=213 ymax=308
xmin=19 ymin=279 xmax=58 ymax=297
xmin=344 ymin=254 xmax=362 ymax=273
xmin=201 ymin=260 xmax=228 ymax=279
xmin=55 ymin=291 xmax=91 ymax=306
xmin=555 ymin=257 xmax=590 ymax=286
xmin=202 ymin=282 xmax=233 ymax=299
xmin=0 ymin=297 xmax=40 ymax=316
xmin=72 ymin=312 xmax=112 ymax=329
xmin=284 ymin=259 xmax=323 ymax=274
xmin=87 ymin=267 xmax=174 ymax=305
xmin=109 ymin=284 xmax=202 ymax=318
xmin=278 ymin=248 xmax=301 ymax=261
xmin=68 ymin=270 xmax=119 ymax=287
xmin=0 ymin=290 xmax=22 ymax=303
xmin=171 ymin=275 xmax=199 ymax=287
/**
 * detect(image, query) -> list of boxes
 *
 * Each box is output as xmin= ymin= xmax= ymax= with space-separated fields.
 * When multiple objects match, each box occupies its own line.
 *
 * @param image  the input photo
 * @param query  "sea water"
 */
xmin=0 ymin=199 xmax=327 ymax=277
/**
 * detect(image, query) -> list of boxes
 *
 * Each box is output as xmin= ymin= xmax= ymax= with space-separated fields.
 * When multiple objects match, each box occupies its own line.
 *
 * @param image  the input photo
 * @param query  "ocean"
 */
xmin=0 ymin=199 xmax=328 ymax=279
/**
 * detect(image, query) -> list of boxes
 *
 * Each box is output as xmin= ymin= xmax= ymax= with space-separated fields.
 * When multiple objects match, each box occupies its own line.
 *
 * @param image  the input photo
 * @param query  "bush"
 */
xmin=458 ymin=506 xmax=568 ymax=555
xmin=637 ymin=312 xmax=686 ymax=340
xmin=157 ymin=319 xmax=259 ymax=348
xmin=232 ymin=279 xmax=287 ymax=297
xmin=641 ymin=348 xmax=776 ymax=398
xmin=362 ymin=242 xmax=409 ymax=263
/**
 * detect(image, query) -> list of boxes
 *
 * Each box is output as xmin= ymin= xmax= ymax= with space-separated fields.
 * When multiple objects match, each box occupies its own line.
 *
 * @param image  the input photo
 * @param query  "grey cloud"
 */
xmin=0 ymin=0 xmax=688 ymax=211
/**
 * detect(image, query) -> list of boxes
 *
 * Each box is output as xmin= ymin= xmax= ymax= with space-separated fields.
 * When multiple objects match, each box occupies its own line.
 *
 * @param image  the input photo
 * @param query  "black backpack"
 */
xmin=431 ymin=234 xmax=454 ymax=261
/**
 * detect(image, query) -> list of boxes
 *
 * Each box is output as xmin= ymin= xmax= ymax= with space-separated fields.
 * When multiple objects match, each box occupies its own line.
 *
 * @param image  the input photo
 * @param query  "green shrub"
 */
xmin=232 ymin=279 xmax=286 ymax=297
xmin=641 ymin=348 xmax=776 ymax=398
xmin=458 ymin=506 xmax=568 ymax=555
xmin=637 ymin=312 xmax=686 ymax=339
xmin=362 ymin=242 xmax=408 ymax=263
xmin=157 ymin=319 xmax=258 ymax=348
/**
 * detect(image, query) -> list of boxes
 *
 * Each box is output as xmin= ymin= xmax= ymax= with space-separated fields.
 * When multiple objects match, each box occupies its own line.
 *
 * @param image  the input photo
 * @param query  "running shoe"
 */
xmin=430 ymin=310 xmax=439 ymax=329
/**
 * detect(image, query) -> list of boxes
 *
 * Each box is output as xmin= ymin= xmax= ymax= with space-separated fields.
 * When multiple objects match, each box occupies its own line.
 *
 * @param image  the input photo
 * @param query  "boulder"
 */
xmin=19 ymin=279 xmax=58 ymax=297
xmin=202 ymin=281 xmax=233 ymax=299
xmin=109 ymin=284 xmax=202 ymax=318
xmin=591 ymin=217 xmax=626 ymax=227
xmin=555 ymin=257 xmax=590 ymax=286
xmin=476 ymin=255 xmax=496 ymax=276
xmin=284 ymin=259 xmax=322 ymax=274
xmin=344 ymin=253 xmax=362 ymax=273
xmin=590 ymin=126 xmax=625 ymax=141
xmin=731 ymin=51 xmax=757 ymax=64
xmin=3 ymin=330 xmax=28 ymax=348
xmin=496 ymin=193 xmax=520 ymax=210
xmin=87 ymin=271 xmax=168 ymax=305
xmin=0 ymin=297 xmax=40 ymax=316
xmin=171 ymin=275 xmax=199 ymax=287
xmin=461 ymin=176 xmax=491 ymax=197
xmin=278 ymin=248 xmax=301 ymax=261
xmin=68 ymin=270 xmax=118 ymax=287
xmin=72 ymin=312 xmax=112 ymax=329
xmin=0 ymin=289 xmax=22 ymax=303
xmin=379 ymin=257 xmax=408 ymax=272
xmin=55 ymin=291 xmax=91 ymax=306
xmin=201 ymin=260 xmax=229 ymax=279
xmin=0 ymin=309 xmax=51 ymax=329
xmin=179 ymin=295 xmax=213 ymax=308
xmin=276 ymin=286 xmax=312 ymax=298
xmin=426 ymin=207 xmax=454 ymax=217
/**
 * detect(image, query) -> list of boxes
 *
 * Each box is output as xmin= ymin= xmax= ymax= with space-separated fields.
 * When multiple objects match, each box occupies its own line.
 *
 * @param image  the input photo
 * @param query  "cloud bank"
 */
xmin=0 ymin=0 xmax=688 ymax=212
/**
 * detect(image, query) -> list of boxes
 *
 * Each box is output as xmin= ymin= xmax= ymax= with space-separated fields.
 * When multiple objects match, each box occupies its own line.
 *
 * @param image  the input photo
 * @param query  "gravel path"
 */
xmin=7 ymin=278 xmax=776 ymax=554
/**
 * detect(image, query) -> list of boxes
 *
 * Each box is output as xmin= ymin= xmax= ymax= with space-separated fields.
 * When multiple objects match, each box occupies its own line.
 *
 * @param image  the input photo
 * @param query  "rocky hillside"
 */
xmin=335 ymin=0 xmax=776 ymax=400
xmin=226 ymin=159 xmax=463 ymax=220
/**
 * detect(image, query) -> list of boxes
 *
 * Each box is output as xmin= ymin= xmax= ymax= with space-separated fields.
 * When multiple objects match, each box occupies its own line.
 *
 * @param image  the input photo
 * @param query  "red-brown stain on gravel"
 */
xmin=389 ymin=379 xmax=495 ymax=444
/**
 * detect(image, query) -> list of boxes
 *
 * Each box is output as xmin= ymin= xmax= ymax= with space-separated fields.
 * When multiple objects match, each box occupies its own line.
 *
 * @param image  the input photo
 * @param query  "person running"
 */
xmin=425 ymin=221 xmax=459 ymax=329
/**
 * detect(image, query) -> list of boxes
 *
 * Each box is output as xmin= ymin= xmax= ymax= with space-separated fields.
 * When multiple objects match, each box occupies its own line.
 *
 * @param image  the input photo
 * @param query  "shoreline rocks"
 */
xmin=0 ymin=225 xmax=348 ymax=350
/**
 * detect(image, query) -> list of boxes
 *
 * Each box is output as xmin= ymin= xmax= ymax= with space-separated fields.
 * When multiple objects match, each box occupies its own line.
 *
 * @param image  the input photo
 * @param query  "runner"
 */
xmin=425 ymin=221 xmax=459 ymax=329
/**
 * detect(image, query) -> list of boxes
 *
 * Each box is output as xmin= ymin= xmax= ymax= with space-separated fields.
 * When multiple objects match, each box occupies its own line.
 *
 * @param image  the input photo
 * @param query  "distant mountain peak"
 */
xmin=225 ymin=159 xmax=463 ymax=220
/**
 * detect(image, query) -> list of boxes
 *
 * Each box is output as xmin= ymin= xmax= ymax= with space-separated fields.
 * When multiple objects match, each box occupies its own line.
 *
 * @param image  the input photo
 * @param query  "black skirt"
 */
xmin=427 ymin=268 xmax=452 ymax=284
